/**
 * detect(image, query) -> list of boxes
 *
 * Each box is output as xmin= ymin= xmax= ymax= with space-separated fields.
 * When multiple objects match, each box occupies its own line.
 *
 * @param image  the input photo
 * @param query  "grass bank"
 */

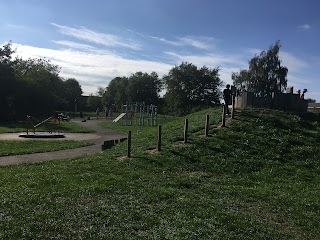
xmin=0 ymin=108 xmax=319 ymax=239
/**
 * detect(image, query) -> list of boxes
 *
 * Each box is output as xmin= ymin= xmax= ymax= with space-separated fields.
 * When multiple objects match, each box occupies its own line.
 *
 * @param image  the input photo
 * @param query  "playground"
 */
xmin=0 ymin=118 xmax=127 ymax=165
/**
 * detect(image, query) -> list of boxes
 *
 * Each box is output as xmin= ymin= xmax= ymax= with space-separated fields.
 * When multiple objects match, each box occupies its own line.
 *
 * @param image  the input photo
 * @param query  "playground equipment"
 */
xmin=114 ymin=102 xmax=158 ymax=126
xmin=19 ymin=114 xmax=65 ymax=138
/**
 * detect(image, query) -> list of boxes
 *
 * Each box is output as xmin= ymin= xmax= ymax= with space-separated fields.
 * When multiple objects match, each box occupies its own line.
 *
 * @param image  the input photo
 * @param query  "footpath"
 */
xmin=0 ymin=119 xmax=127 ymax=166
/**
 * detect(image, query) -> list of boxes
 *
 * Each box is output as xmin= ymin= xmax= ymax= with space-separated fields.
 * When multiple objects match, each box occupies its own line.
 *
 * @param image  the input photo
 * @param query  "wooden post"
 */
xmin=184 ymin=119 xmax=188 ymax=143
xmin=205 ymin=114 xmax=209 ymax=136
xmin=231 ymin=95 xmax=235 ymax=119
xmin=157 ymin=125 xmax=162 ymax=151
xmin=222 ymin=104 xmax=226 ymax=127
xmin=127 ymin=131 xmax=132 ymax=158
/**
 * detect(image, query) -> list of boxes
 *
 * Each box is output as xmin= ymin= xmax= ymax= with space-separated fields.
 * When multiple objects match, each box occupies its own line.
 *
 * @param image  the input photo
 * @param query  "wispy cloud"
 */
xmin=165 ymin=51 xmax=244 ymax=67
xmin=51 ymin=23 xmax=141 ymax=50
xmin=52 ymin=40 xmax=96 ymax=51
xmin=148 ymin=34 xmax=215 ymax=50
xmin=177 ymin=36 xmax=214 ymax=50
xmin=298 ymin=24 xmax=311 ymax=30
xmin=279 ymin=51 xmax=308 ymax=72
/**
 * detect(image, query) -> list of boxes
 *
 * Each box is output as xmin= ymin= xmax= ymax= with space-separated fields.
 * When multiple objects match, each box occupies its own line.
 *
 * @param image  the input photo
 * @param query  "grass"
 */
xmin=0 ymin=120 xmax=94 ymax=156
xmin=0 ymin=107 xmax=319 ymax=239
xmin=0 ymin=120 xmax=94 ymax=133
xmin=0 ymin=140 xmax=93 ymax=156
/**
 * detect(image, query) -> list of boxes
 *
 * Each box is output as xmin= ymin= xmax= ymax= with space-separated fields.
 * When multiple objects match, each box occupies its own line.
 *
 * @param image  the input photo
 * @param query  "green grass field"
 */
xmin=0 ymin=140 xmax=93 ymax=156
xmin=0 ymin=120 xmax=94 ymax=156
xmin=0 ymin=108 xmax=319 ymax=239
xmin=0 ymin=120 xmax=94 ymax=133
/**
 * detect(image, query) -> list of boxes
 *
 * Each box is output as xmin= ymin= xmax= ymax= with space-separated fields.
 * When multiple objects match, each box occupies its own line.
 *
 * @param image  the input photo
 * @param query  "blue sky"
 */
xmin=1 ymin=0 xmax=320 ymax=101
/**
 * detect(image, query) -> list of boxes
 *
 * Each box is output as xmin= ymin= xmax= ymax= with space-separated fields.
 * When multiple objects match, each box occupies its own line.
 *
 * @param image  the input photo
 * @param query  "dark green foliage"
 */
xmin=232 ymin=41 xmax=288 ymax=94
xmin=104 ymin=72 xmax=163 ymax=110
xmin=0 ymin=42 xmax=84 ymax=121
xmin=164 ymin=62 xmax=222 ymax=115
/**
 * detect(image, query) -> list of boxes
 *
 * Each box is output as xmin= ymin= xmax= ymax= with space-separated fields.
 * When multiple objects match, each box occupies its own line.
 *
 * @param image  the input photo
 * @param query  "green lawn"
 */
xmin=0 ymin=108 xmax=319 ymax=239
xmin=0 ymin=120 xmax=94 ymax=133
xmin=0 ymin=140 xmax=93 ymax=156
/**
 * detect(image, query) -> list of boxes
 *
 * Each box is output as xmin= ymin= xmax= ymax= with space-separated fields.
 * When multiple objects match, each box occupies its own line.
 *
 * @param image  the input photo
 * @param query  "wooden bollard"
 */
xmin=127 ymin=131 xmax=132 ymax=158
xmin=222 ymin=105 xmax=226 ymax=127
xmin=157 ymin=125 xmax=162 ymax=151
xmin=231 ymin=95 xmax=235 ymax=119
xmin=184 ymin=119 xmax=188 ymax=143
xmin=205 ymin=114 xmax=209 ymax=137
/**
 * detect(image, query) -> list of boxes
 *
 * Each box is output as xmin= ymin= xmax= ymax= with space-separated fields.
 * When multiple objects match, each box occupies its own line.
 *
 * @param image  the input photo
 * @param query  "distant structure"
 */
xmin=234 ymin=86 xmax=308 ymax=112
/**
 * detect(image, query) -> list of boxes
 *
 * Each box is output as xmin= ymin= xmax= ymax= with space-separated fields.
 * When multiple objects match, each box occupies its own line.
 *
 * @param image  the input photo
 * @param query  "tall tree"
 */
xmin=127 ymin=72 xmax=163 ymax=105
xmin=12 ymin=57 xmax=64 ymax=117
xmin=164 ymin=62 xmax=222 ymax=115
xmin=0 ymin=42 xmax=16 ymax=120
xmin=104 ymin=77 xmax=129 ymax=109
xmin=232 ymin=41 xmax=288 ymax=94
xmin=63 ymin=78 xmax=83 ymax=110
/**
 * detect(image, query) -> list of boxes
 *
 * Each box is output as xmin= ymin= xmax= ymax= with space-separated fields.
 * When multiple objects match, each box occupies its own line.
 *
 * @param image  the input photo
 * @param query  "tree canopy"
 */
xmin=232 ymin=41 xmax=288 ymax=95
xmin=0 ymin=42 xmax=83 ymax=120
xmin=104 ymin=72 xmax=163 ymax=109
xmin=164 ymin=62 xmax=222 ymax=115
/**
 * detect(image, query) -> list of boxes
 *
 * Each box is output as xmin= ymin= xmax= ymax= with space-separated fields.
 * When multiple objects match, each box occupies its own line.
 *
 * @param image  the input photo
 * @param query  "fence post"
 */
xmin=127 ymin=131 xmax=132 ymax=158
xmin=205 ymin=114 xmax=209 ymax=136
xmin=184 ymin=119 xmax=188 ymax=143
xmin=231 ymin=95 xmax=235 ymax=119
xmin=222 ymin=105 xmax=226 ymax=127
xmin=157 ymin=125 xmax=162 ymax=151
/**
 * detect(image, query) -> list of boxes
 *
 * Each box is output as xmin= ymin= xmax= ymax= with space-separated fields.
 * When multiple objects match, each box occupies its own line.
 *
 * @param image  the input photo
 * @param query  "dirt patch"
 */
xmin=145 ymin=148 xmax=159 ymax=154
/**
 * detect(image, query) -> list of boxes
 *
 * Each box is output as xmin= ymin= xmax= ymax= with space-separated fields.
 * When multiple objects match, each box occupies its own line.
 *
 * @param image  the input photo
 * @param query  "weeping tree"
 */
xmin=232 ymin=41 xmax=288 ymax=95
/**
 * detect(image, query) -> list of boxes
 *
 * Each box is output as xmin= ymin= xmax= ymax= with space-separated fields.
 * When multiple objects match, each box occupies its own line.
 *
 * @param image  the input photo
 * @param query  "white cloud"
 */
xmin=298 ymin=24 xmax=311 ymax=30
xmin=177 ymin=36 xmax=214 ymax=50
xmin=51 ymin=23 xmax=141 ymax=50
xmin=149 ymin=35 xmax=215 ymax=50
xmin=279 ymin=51 xmax=308 ymax=72
xmin=52 ymin=40 xmax=96 ymax=51
xmin=12 ymin=43 xmax=172 ymax=95
xmin=164 ymin=52 xmax=244 ymax=68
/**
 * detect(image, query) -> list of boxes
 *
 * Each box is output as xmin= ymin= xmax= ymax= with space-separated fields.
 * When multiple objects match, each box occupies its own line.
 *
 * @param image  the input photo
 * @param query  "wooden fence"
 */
xmin=235 ymin=92 xmax=308 ymax=113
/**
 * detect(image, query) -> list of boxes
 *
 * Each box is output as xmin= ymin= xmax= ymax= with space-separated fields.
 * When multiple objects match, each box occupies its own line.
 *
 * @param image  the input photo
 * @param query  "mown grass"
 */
xmin=0 ymin=121 xmax=94 ymax=133
xmin=0 ymin=140 xmax=93 ymax=156
xmin=0 ymin=107 xmax=319 ymax=239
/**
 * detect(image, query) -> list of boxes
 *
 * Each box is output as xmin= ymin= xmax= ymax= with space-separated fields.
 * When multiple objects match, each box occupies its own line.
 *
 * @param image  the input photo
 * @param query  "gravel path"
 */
xmin=0 ymin=119 xmax=127 ymax=166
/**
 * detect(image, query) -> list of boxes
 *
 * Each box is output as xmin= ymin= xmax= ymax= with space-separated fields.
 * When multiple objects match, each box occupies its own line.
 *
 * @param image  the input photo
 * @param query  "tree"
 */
xmin=232 ymin=41 xmax=288 ymax=94
xmin=104 ymin=77 xmax=129 ymax=109
xmin=164 ymin=62 xmax=222 ymax=115
xmin=12 ymin=57 xmax=65 ymax=117
xmin=127 ymin=72 xmax=163 ymax=105
xmin=0 ymin=42 xmax=16 ymax=120
xmin=63 ymin=78 xmax=83 ymax=111
xmin=306 ymin=98 xmax=316 ymax=103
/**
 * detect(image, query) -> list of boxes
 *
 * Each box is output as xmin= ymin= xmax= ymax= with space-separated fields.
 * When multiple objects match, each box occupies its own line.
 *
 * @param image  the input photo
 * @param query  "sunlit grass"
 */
xmin=0 ymin=140 xmax=93 ymax=156
xmin=0 ymin=108 xmax=319 ymax=239
xmin=0 ymin=121 xmax=93 ymax=133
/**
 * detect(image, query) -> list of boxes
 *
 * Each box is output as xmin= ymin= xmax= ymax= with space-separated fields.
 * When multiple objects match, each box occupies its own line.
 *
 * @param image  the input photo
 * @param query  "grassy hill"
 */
xmin=0 ymin=108 xmax=319 ymax=239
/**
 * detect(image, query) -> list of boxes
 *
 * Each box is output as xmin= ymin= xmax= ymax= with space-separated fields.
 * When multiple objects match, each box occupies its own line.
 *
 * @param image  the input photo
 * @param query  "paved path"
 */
xmin=0 ymin=119 xmax=127 ymax=166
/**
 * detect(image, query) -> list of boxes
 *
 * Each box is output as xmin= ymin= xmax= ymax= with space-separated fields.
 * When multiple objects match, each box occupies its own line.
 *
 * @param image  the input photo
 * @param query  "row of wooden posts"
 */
xmin=126 ymin=100 xmax=235 ymax=158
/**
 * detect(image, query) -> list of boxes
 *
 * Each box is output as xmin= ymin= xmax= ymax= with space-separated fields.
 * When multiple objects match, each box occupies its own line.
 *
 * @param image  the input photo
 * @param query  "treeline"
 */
xmin=0 ymin=42 xmax=84 ymax=121
xmin=1 ymin=40 xmax=293 ymax=121
xmin=101 ymin=63 xmax=222 ymax=116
